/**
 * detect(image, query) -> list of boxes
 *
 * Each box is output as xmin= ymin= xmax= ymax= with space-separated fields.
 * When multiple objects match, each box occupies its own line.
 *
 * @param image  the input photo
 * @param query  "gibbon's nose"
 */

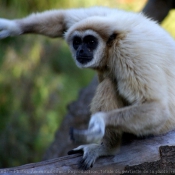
xmin=77 ymin=47 xmax=88 ymax=57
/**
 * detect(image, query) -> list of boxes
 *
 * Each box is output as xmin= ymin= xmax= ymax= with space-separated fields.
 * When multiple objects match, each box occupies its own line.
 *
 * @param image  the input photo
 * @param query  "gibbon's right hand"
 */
xmin=69 ymin=112 xmax=106 ymax=144
xmin=0 ymin=19 xmax=21 ymax=39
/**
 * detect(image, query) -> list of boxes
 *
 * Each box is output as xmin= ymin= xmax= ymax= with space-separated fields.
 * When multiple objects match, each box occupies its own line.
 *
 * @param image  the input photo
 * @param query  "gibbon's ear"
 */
xmin=106 ymin=33 xmax=117 ymax=47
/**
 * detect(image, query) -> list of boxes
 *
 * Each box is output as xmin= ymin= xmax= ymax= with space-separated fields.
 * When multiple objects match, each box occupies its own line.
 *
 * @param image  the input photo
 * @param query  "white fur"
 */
xmin=88 ymin=112 xmax=105 ymax=140
xmin=63 ymin=7 xmax=175 ymax=136
xmin=0 ymin=19 xmax=22 ymax=38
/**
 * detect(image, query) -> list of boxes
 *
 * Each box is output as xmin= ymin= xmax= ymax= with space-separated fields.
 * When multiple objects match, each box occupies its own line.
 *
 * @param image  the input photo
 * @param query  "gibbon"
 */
xmin=1 ymin=6 xmax=175 ymax=170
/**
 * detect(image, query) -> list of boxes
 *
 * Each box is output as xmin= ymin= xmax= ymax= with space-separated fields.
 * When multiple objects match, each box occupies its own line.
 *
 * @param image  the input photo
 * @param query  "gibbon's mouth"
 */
xmin=76 ymin=56 xmax=93 ymax=64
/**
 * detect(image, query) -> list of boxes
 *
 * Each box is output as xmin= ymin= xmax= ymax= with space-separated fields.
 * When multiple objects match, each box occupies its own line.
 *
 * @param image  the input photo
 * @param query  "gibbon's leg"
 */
xmin=68 ymin=78 xmax=123 ymax=169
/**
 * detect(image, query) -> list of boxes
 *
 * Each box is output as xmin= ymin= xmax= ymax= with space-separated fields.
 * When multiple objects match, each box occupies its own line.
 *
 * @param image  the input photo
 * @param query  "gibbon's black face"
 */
xmin=73 ymin=35 xmax=98 ymax=64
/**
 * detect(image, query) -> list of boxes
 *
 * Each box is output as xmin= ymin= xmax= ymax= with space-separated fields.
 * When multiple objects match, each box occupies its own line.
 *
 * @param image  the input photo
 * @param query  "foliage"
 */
xmin=0 ymin=0 xmax=174 ymax=168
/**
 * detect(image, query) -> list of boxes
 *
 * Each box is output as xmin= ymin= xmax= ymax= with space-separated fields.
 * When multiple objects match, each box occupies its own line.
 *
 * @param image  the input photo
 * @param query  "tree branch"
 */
xmin=1 ymin=130 xmax=175 ymax=175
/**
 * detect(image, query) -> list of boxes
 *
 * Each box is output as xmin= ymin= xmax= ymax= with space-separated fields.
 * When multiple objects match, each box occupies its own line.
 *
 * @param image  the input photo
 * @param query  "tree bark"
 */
xmin=1 ymin=130 xmax=175 ymax=175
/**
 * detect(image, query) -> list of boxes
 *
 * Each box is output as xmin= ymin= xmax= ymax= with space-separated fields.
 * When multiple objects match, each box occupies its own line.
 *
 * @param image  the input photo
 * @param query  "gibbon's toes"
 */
xmin=67 ymin=149 xmax=83 ymax=155
xmin=68 ymin=145 xmax=85 ymax=155
xmin=78 ymin=156 xmax=94 ymax=170
xmin=79 ymin=158 xmax=91 ymax=170
xmin=78 ymin=148 xmax=97 ymax=170
xmin=69 ymin=144 xmax=98 ymax=170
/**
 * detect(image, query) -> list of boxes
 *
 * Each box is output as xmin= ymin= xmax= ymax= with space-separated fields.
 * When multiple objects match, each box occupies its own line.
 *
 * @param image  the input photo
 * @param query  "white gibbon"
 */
xmin=1 ymin=6 xmax=175 ymax=170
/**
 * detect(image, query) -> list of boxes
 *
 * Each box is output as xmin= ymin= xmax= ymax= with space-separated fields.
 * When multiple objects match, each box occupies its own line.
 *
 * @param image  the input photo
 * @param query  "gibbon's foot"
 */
xmin=69 ymin=112 xmax=106 ymax=144
xmin=67 ymin=148 xmax=83 ymax=155
xmin=68 ymin=144 xmax=99 ymax=170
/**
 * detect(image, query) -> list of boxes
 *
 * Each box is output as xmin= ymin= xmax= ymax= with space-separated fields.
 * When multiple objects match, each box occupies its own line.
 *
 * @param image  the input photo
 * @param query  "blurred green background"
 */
xmin=0 ymin=0 xmax=175 ymax=168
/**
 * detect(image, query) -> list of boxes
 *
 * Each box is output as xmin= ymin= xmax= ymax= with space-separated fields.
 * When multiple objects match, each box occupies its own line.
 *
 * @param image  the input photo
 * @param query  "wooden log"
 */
xmin=1 ymin=130 xmax=175 ymax=175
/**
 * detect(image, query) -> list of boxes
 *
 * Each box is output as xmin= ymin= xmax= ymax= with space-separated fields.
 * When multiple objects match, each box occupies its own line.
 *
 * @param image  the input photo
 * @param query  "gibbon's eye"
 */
xmin=83 ymin=35 xmax=98 ymax=50
xmin=73 ymin=36 xmax=82 ymax=50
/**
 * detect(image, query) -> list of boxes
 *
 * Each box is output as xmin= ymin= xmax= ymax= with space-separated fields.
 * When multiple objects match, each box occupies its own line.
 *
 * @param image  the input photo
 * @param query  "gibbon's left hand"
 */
xmin=70 ymin=112 xmax=106 ymax=144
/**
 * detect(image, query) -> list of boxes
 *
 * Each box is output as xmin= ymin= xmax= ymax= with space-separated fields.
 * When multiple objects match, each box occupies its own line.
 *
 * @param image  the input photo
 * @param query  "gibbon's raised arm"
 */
xmin=0 ymin=7 xmax=113 ymax=39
